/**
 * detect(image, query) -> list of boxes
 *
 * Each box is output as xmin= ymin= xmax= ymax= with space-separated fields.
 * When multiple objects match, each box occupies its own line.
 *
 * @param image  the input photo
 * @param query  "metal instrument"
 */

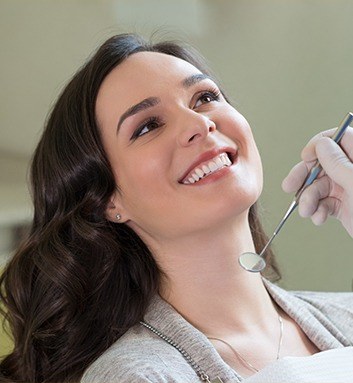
xmin=239 ymin=112 xmax=353 ymax=272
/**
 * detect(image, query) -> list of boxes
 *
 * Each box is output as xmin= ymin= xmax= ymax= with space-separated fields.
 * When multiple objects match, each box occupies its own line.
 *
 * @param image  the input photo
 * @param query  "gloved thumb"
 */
xmin=316 ymin=137 xmax=353 ymax=190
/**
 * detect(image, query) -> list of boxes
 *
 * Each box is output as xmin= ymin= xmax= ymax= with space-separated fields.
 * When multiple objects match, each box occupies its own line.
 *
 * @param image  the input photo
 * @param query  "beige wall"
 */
xmin=1 ymin=0 xmax=352 ymax=294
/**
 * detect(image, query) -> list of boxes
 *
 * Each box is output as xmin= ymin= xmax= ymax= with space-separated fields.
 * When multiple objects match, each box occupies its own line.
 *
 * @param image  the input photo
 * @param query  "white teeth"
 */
xmin=192 ymin=173 xmax=200 ymax=181
xmin=195 ymin=168 xmax=204 ymax=177
xmin=215 ymin=157 xmax=223 ymax=167
xmin=209 ymin=161 xmax=218 ymax=172
xmin=202 ymin=165 xmax=211 ymax=174
xmin=220 ymin=152 xmax=232 ymax=166
xmin=182 ymin=152 xmax=234 ymax=184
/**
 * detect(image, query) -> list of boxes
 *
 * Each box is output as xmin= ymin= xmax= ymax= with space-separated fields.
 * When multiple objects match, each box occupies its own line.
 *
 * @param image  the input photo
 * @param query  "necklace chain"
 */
xmin=140 ymin=321 xmax=227 ymax=382
xmin=141 ymin=308 xmax=283 ymax=378
xmin=207 ymin=310 xmax=284 ymax=373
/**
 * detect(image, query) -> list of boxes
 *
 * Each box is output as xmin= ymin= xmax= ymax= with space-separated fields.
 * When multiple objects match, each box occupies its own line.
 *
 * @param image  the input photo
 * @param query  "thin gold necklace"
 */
xmin=207 ymin=311 xmax=284 ymax=373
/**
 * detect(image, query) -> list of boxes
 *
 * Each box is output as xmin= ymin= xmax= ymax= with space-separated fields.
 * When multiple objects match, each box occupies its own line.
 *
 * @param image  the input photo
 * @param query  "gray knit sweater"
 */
xmin=81 ymin=280 xmax=353 ymax=383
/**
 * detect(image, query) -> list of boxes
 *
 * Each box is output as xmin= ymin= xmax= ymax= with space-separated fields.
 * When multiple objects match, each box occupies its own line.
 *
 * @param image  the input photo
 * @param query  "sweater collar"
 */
xmin=144 ymin=293 xmax=243 ymax=382
xmin=142 ymin=278 xmax=346 ymax=382
xmin=263 ymin=279 xmax=349 ymax=349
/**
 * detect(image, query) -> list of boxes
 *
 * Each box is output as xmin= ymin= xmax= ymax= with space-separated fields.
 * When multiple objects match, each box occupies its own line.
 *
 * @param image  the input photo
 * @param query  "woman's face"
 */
xmin=96 ymin=51 xmax=263 ymax=243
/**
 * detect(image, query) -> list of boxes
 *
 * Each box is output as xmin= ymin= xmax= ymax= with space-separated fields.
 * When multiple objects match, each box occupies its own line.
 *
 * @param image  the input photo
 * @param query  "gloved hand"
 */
xmin=282 ymin=127 xmax=353 ymax=238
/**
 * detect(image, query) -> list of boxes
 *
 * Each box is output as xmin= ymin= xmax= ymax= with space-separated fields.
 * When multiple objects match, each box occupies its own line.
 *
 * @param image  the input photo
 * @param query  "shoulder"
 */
xmin=80 ymin=324 xmax=198 ymax=383
xmin=265 ymin=278 xmax=353 ymax=320
xmin=291 ymin=289 xmax=353 ymax=307
xmin=290 ymin=289 xmax=353 ymax=323
xmin=264 ymin=279 xmax=353 ymax=345
xmin=291 ymin=290 xmax=353 ymax=345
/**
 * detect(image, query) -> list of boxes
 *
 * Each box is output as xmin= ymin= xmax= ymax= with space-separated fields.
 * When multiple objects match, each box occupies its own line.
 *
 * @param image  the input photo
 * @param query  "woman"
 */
xmin=0 ymin=33 xmax=352 ymax=383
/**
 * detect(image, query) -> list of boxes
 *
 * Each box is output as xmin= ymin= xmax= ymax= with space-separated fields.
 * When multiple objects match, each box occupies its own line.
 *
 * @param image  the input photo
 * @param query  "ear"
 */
xmin=105 ymin=189 xmax=129 ymax=223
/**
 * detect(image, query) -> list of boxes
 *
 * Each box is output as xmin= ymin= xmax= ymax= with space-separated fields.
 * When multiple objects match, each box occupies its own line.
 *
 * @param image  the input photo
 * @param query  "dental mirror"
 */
xmin=239 ymin=112 xmax=353 ymax=273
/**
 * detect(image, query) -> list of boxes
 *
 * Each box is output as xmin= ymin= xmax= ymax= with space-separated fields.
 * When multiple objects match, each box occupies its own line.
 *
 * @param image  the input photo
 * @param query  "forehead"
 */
xmin=95 ymin=52 xmax=203 ymax=120
xmin=104 ymin=51 xmax=202 ymax=90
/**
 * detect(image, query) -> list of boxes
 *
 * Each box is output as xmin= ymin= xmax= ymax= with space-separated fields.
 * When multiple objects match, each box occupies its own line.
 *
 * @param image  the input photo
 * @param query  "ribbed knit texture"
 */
xmin=81 ymin=280 xmax=353 ymax=383
xmin=245 ymin=347 xmax=353 ymax=382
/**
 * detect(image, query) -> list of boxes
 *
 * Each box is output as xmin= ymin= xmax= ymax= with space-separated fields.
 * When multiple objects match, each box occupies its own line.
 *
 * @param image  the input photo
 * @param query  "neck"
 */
xmin=153 ymin=214 xmax=278 ymax=337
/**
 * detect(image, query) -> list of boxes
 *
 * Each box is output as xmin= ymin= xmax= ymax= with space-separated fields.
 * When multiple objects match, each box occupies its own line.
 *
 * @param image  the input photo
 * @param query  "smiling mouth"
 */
xmin=180 ymin=152 xmax=235 ymax=185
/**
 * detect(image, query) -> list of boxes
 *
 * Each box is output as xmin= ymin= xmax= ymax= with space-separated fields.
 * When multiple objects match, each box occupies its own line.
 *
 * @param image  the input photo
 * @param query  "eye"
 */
xmin=131 ymin=116 xmax=164 ymax=140
xmin=194 ymin=89 xmax=221 ymax=108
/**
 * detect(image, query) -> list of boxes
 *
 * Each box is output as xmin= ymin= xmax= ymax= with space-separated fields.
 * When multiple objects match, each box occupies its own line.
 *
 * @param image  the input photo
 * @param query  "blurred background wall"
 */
xmin=1 ymin=0 xmax=353 ymax=354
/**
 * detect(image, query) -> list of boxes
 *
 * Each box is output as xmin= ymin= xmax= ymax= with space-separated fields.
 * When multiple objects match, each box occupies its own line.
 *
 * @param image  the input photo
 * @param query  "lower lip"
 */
xmin=181 ymin=160 xmax=237 ymax=186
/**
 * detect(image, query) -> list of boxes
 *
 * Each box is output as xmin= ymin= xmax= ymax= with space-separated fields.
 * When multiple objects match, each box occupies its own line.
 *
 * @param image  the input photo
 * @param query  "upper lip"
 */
xmin=178 ymin=146 xmax=238 ymax=183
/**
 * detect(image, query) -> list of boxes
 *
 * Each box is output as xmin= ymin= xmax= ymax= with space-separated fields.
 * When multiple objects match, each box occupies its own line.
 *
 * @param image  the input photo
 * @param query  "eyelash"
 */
xmin=131 ymin=88 xmax=221 ymax=140
xmin=195 ymin=87 xmax=221 ymax=106
xmin=131 ymin=116 xmax=164 ymax=140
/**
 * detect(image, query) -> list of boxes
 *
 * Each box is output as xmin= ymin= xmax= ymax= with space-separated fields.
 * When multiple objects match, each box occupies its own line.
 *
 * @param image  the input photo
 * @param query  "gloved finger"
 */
xmin=310 ymin=198 xmax=339 ymax=226
xmin=315 ymin=137 xmax=353 ymax=190
xmin=301 ymin=127 xmax=353 ymax=163
xmin=282 ymin=160 xmax=318 ymax=193
xmin=298 ymin=176 xmax=331 ymax=218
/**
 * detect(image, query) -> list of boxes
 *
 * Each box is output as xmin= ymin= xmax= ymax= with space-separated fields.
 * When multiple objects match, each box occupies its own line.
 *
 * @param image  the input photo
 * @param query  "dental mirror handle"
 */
xmin=259 ymin=113 xmax=353 ymax=256
xmin=294 ymin=111 xmax=353 ymax=200
xmin=259 ymin=111 xmax=353 ymax=257
xmin=239 ymin=112 xmax=353 ymax=272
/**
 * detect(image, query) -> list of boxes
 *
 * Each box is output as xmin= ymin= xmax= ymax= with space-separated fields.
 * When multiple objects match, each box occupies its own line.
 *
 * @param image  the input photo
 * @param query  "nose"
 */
xmin=177 ymin=110 xmax=216 ymax=147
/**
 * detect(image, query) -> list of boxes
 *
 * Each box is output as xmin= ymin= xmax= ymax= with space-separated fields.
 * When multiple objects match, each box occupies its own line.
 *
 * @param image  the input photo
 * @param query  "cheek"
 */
xmin=218 ymin=107 xmax=259 ymax=155
xmin=115 ymin=151 xmax=170 ymax=208
xmin=221 ymin=108 xmax=263 ymax=187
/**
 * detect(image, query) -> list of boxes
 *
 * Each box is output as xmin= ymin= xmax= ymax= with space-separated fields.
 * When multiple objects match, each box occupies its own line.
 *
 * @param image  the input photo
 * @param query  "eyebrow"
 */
xmin=182 ymin=73 xmax=210 ymax=88
xmin=116 ymin=73 xmax=211 ymax=132
xmin=117 ymin=97 xmax=160 ymax=132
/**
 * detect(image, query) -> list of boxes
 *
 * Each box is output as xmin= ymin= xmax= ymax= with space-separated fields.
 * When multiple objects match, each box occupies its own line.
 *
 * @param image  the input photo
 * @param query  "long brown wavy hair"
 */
xmin=0 ymin=33 xmax=280 ymax=382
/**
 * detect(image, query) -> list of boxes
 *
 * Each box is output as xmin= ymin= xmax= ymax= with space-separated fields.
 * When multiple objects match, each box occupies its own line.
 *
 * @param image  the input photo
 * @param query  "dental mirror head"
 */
xmin=238 ymin=252 xmax=266 ymax=272
xmin=238 ymin=112 xmax=353 ymax=273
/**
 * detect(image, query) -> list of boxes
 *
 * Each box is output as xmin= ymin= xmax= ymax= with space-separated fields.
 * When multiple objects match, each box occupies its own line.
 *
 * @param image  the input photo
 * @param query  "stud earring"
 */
xmin=116 ymin=213 xmax=121 ymax=221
